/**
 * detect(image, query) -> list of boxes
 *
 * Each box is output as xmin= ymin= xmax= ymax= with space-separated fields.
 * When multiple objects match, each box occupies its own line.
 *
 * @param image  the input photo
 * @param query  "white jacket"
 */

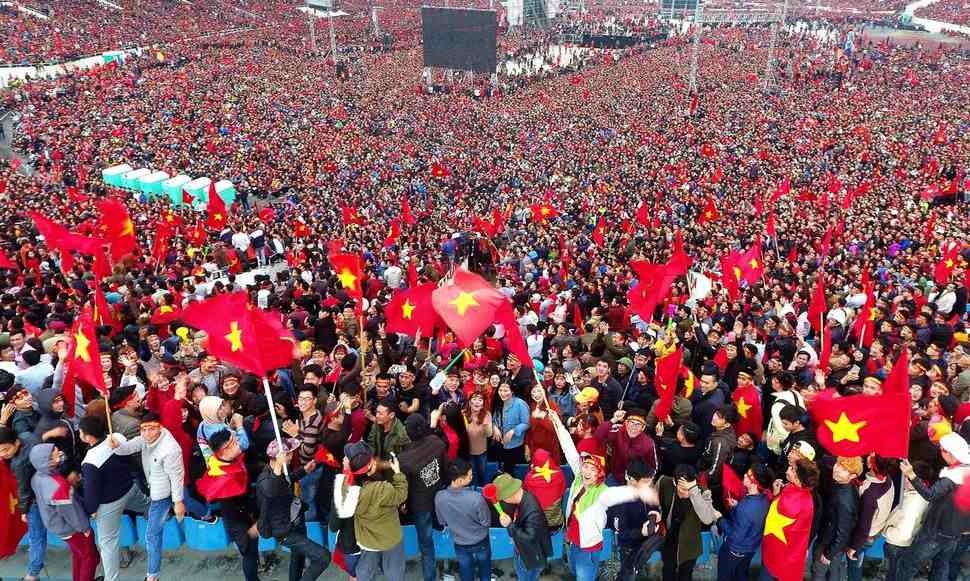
xmin=765 ymin=390 xmax=805 ymax=454
xmin=882 ymin=478 xmax=929 ymax=547
xmin=115 ymin=428 xmax=185 ymax=502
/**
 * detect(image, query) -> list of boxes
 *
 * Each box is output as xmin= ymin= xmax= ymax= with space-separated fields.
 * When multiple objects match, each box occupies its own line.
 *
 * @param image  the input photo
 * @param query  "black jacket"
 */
xmin=256 ymin=465 xmax=309 ymax=540
xmin=911 ymin=468 xmax=970 ymax=537
xmin=816 ymin=482 xmax=859 ymax=559
xmin=505 ymin=490 xmax=552 ymax=570
xmin=397 ymin=434 xmax=448 ymax=513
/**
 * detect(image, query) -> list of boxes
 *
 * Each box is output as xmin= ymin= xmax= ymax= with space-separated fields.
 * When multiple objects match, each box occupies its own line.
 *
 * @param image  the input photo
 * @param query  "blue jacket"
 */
xmin=493 ymin=397 xmax=530 ymax=449
xmin=719 ymin=493 xmax=770 ymax=554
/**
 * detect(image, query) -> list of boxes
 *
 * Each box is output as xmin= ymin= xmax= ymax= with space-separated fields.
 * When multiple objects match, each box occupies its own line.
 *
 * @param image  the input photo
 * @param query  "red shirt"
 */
xmin=566 ymin=497 xmax=603 ymax=552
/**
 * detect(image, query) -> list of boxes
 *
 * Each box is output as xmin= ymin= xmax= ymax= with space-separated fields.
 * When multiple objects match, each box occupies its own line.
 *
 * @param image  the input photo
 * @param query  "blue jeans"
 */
xmin=884 ymin=542 xmax=905 ymax=581
xmin=26 ymin=502 xmax=47 ymax=577
xmin=282 ymin=526 xmax=331 ymax=581
xmin=182 ymin=486 xmax=209 ymax=518
xmin=455 ymin=537 xmax=491 ymax=581
xmin=470 ymin=453 xmax=487 ymax=487
xmin=845 ymin=539 xmax=872 ymax=581
xmin=568 ymin=544 xmax=601 ymax=581
xmin=299 ymin=469 xmax=322 ymax=522
xmin=146 ymin=498 xmax=172 ymax=578
xmin=897 ymin=531 xmax=960 ymax=581
xmin=514 ymin=552 xmax=542 ymax=581
xmin=718 ymin=544 xmax=755 ymax=581
xmin=412 ymin=511 xmax=436 ymax=581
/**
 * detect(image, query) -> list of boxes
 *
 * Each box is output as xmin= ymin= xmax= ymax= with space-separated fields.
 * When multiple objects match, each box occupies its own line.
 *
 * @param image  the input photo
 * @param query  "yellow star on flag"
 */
xmin=337 ymin=268 xmax=358 ymax=290
xmin=749 ymin=259 xmax=759 ymax=269
xmin=401 ymin=299 xmax=416 ymax=320
xmin=74 ymin=328 xmax=91 ymax=362
xmin=945 ymin=259 xmax=954 ymax=268
xmin=736 ymin=397 xmax=751 ymax=418
xmin=532 ymin=461 xmax=558 ymax=483
xmin=225 ymin=321 xmax=243 ymax=352
xmin=763 ymin=497 xmax=796 ymax=543
xmin=824 ymin=412 xmax=867 ymax=443
xmin=9 ymin=492 xmax=17 ymax=514
xmin=540 ymin=207 xmax=551 ymax=216
xmin=121 ymin=219 xmax=134 ymax=237
xmin=214 ymin=213 xmax=223 ymax=221
xmin=206 ymin=455 xmax=228 ymax=476
xmin=705 ymin=211 xmax=714 ymax=219
xmin=449 ymin=291 xmax=479 ymax=316
xmin=733 ymin=267 xmax=742 ymax=281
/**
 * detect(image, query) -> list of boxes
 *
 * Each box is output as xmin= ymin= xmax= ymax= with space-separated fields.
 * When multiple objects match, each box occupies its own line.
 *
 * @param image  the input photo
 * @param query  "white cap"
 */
xmin=940 ymin=433 xmax=970 ymax=465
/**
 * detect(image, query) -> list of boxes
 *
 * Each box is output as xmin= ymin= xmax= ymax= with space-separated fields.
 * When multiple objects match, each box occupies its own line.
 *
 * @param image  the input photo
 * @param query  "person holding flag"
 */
xmin=760 ymin=458 xmax=819 ymax=581
xmin=715 ymin=463 xmax=775 ymax=581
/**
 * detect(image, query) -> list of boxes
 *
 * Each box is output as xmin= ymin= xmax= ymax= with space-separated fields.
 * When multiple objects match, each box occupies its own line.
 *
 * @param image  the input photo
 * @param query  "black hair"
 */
xmin=779 ymin=404 xmax=807 ymax=425
xmin=142 ymin=411 xmax=162 ymax=424
xmin=673 ymin=464 xmax=698 ymax=482
xmin=0 ymin=426 xmax=17 ymax=446
xmin=207 ymin=428 xmax=233 ymax=453
xmin=793 ymin=458 xmax=820 ymax=489
xmin=303 ymin=364 xmax=324 ymax=378
xmin=679 ymin=421 xmax=700 ymax=444
xmin=626 ymin=458 xmax=655 ymax=481
xmin=22 ymin=349 xmax=40 ymax=367
xmin=718 ymin=404 xmax=740 ymax=425
xmin=79 ymin=415 xmax=108 ymax=441
xmin=748 ymin=463 xmax=776 ymax=490
xmin=448 ymin=457 xmax=472 ymax=481
xmin=297 ymin=383 xmax=320 ymax=398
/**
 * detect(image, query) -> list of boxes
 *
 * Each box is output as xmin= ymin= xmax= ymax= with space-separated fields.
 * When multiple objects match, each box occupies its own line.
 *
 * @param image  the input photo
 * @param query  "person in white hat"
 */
xmin=897 ymin=433 xmax=970 ymax=581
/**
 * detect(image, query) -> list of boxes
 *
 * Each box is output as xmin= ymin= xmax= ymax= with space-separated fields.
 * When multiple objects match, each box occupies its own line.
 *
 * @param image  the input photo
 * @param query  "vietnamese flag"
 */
xmin=523 ymin=450 xmax=566 ymax=511
xmin=573 ymin=303 xmax=584 ymax=332
xmin=635 ymin=202 xmax=651 ymax=228
xmin=626 ymin=261 xmax=677 ymax=324
xmin=810 ymin=351 xmax=910 ymax=457
xmin=808 ymin=271 xmax=827 ymax=333
xmin=934 ymin=242 xmax=961 ymax=284
xmin=719 ymin=251 xmax=743 ymax=301
xmin=0 ymin=248 xmax=17 ymax=270
xmin=713 ymin=347 xmax=729 ymax=373
xmin=385 ymin=283 xmax=438 ymax=337
xmin=852 ymin=280 xmax=876 ymax=347
xmin=591 ymin=216 xmax=606 ymax=246
xmin=197 ymin=454 xmax=249 ymax=501
xmin=697 ymin=196 xmax=719 ymax=225
xmin=93 ymin=286 xmax=123 ymax=336
xmin=329 ymin=253 xmax=365 ymax=302
xmin=818 ymin=324 xmax=833 ymax=372
xmin=768 ymin=177 xmax=791 ymax=205
xmin=431 ymin=269 xmax=504 ymax=346
xmin=179 ymin=292 xmax=269 ymax=375
xmin=95 ymin=198 xmax=137 ymax=259
xmin=62 ymin=307 xmax=107 ymax=416
xmin=93 ymin=245 xmax=113 ymax=280
xmin=0 ymin=461 xmax=27 ymax=559
xmin=430 ymin=162 xmax=450 ymax=179
xmin=227 ymin=250 xmax=244 ymax=274
xmin=247 ymin=305 xmax=299 ymax=373
xmin=341 ymin=205 xmax=365 ymax=226
xmin=293 ymin=220 xmax=310 ymax=238
xmin=765 ymin=214 xmax=777 ymax=240
xmin=401 ymin=196 xmax=416 ymax=226
xmin=653 ymin=347 xmax=683 ymax=421
xmin=761 ymin=483 xmax=814 ymax=581
xmin=496 ymin=300 xmax=533 ymax=369
xmin=257 ymin=207 xmax=274 ymax=223
xmin=407 ymin=260 xmax=419 ymax=287
xmin=186 ymin=222 xmax=207 ymax=247
xmin=162 ymin=210 xmax=182 ymax=228
xmin=732 ymin=383 xmax=763 ymax=439
xmin=182 ymin=189 xmax=194 ymax=206
xmin=530 ymin=203 xmax=559 ymax=223
xmin=736 ymin=239 xmax=765 ymax=285
xmin=721 ymin=464 xmax=744 ymax=510
xmin=206 ymin=183 xmax=228 ymax=230
xmin=669 ymin=230 xmax=693 ymax=275
xmin=383 ymin=219 xmax=402 ymax=248
xmin=66 ymin=186 xmax=88 ymax=203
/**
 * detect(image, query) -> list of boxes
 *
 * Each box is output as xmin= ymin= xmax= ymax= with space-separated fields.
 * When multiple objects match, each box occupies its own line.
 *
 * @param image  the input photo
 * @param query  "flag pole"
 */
xmin=261 ymin=376 xmax=290 ymax=480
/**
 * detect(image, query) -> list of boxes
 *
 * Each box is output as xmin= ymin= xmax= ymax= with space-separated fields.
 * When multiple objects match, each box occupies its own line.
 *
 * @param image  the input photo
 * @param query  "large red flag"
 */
xmin=62 ymin=307 xmax=107 ymax=417
xmin=329 ymin=253 xmax=365 ymax=303
xmin=497 ymin=301 xmax=533 ymax=369
xmin=385 ymin=283 xmax=438 ymax=337
xmin=626 ymin=261 xmax=677 ymax=324
xmin=761 ymin=484 xmax=814 ymax=581
xmin=529 ymin=203 xmax=559 ymax=223
xmin=341 ymin=205 xmax=365 ymax=226
xmin=852 ymin=281 xmax=876 ymax=347
xmin=591 ymin=216 xmax=606 ymax=246
xmin=736 ymin=240 xmax=765 ymax=285
xmin=0 ymin=461 xmax=27 ymax=559
xmin=934 ymin=243 xmax=961 ymax=284
xmin=431 ymin=269 xmax=504 ymax=346
xmin=197 ymin=454 xmax=249 ymax=501
xmin=653 ymin=347 xmax=683 ymax=421
xmin=383 ymin=219 xmax=402 ymax=248
xmin=206 ymin=183 xmax=228 ymax=230
xmin=697 ymin=197 xmax=719 ymax=224
xmin=248 ymin=306 xmax=299 ymax=373
xmin=732 ymin=383 xmax=763 ymax=439
xmin=93 ymin=286 xmax=122 ymax=336
xmin=95 ymin=199 xmax=137 ymax=259
xmin=810 ymin=351 xmax=910 ymax=458
xmin=807 ymin=272 xmax=827 ymax=334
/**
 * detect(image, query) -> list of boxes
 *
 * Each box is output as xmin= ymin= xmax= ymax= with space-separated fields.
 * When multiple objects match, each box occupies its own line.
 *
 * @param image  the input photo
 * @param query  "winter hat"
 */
xmin=492 ymin=473 xmax=523 ymax=501
xmin=405 ymin=413 xmax=431 ymax=441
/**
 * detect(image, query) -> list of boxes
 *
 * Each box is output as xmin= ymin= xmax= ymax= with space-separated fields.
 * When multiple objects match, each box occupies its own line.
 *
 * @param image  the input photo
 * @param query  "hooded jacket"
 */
xmin=397 ymin=415 xmax=447 ymax=513
xmin=910 ymin=464 xmax=970 ymax=537
xmin=10 ymin=431 xmax=39 ymax=515
xmin=30 ymin=443 xmax=90 ymax=538
xmin=33 ymin=388 xmax=81 ymax=473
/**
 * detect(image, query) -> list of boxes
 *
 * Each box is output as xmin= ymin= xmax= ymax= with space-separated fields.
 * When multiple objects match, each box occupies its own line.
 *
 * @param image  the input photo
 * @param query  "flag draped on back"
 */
xmin=0 ymin=461 xmax=27 ymax=559
xmin=197 ymin=454 xmax=249 ymax=501
xmin=732 ymin=383 xmax=763 ymax=439
xmin=761 ymin=483 xmax=814 ymax=581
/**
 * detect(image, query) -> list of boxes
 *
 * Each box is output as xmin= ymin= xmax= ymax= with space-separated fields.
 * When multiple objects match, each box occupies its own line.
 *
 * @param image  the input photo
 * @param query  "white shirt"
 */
xmin=231 ymin=231 xmax=251 ymax=253
xmin=383 ymin=265 xmax=403 ymax=289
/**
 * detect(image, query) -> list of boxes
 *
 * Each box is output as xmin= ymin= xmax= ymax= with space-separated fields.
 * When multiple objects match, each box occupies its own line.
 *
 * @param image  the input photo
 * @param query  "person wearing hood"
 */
xmin=396 ymin=413 xmax=448 ymax=581
xmin=78 ymin=415 xmax=150 ymax=581
xmin=109 ymin=411 xmax=187 ymax=581
xmin=0 ymin=426 xmax=46 ymax=581
xmin=30 ymin=442 xmax=100 ymax=581
xmin=196 ymin=395 xmax=250 ymax=460
xmin=34 ymin=388 xmax=82 ymax=477
xmin=697 ymin=404 xmax=739 ymax=513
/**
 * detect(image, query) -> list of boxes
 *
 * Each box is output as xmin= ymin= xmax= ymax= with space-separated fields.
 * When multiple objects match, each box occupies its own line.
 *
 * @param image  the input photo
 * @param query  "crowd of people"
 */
xmin=915 ymin=0 xmax=970 ymax=26
xmin=0 ymin=0 xmax=968 ymax=580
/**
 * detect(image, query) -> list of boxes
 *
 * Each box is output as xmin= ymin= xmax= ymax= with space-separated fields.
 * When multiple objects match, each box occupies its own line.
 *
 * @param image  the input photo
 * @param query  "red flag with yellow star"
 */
xmin=934 ymin=242 xmax=961 ymax=285
xmin=95 ymin=198 xmax=137 ymax=259
xmin=0 ymin=460 xmax=27 ymax=559
xmin=385 ymin=283 xmax=438 ymax=337
xmin=206 ymin=183 xmax=228 ymax=230
xmin=431 ymin=269 xmax=504 ymax=346
xmin=653 ymin=347 xmax=683 ymax=421
xmin=341 ymin=205 xmax=366 ymax=226
xmin=293 ymin=219 xmax=310 ymax=238
xmin=196 ymin=453 xmax=249 ymax=501
xmin=179 ymin=292 xmax=268 ymax=375
xmin=809 ymin=350 xmax=910 ymax=458
xmin=529 ymin=203 xmax=559 ymax=223
xmin=736 ymin=239 xmax=765 ymax=285
xmin=383 ymin=219 xmax=402 ymax=248
xmin=62 ymin=307 xmax=107 ymax=416
xmin=761 ymin=483 xmax=814 ymax=581
xmin=329 ymin=253 xmax=365 ymax=302
xmin=732 ymin=383 xmax=763 ymax=439
xmin=697 ymin=196 xmax=719 ymax=225
xmin=522 ymin=449 xmax=565 ymax=511
xmin=93 ymin=286 xmax=123 ymax=336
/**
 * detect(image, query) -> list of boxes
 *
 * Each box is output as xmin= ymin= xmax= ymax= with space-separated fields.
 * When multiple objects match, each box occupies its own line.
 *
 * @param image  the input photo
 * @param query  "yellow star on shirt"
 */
xmin=540 ymin=207 xmax=551 ymax=216
xmin=225 ymin=321 xmax=243 ymax=352
xmin=763 ymin=497 xmax=796 ymax=544
xmin=824 ymin=412 xmax=867 ymax=443
xmin=401 ymin=299 xmax=416 ymax=320
xmin=74 ymin=328 xmax=91 ymax=362
xmin=337 ymin=268 xmax=358 ymax=290
xmin=449 ymin=291 xmax=479 ymax=316
xmin=532 ymin=461 xmax=558 ymax=483
xmin=736 ymin=397 xmax=751 ymax=418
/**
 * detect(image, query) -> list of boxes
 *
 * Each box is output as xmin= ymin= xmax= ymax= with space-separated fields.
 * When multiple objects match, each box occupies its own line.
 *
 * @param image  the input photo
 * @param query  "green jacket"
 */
xmin=657 ymin=475 xmax=718 ymax=565
xmin=367 ymin=418 xmax=412 ymax=462
xmin=354 ymin=472 xmax=409 ymax=551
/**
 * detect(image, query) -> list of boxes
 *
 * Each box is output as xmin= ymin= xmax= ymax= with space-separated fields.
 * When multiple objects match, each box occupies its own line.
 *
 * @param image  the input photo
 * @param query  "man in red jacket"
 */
xmin=594 ymin=407 xmax=657 ymax=485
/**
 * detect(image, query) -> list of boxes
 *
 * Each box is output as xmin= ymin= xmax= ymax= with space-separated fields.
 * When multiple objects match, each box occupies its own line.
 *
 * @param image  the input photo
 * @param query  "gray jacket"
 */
xmin=114 ymin=429 xmax=185 ymax=502
xmin=29 ymin=443 xmax=90 ymax=538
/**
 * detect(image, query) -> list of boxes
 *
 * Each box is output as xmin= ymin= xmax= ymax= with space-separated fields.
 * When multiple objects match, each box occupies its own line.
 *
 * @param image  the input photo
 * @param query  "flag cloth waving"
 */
xmin=653 ymin=347 xmax=683 ymax=421
xmin=761 ymin=483 xmax=814 ymax=581
xmin=431 ymin=269 xmax=504 ymax=346
xmin=385 ymin=283 xmax=438 ymax=337
xmin=62 ymin=307 xmax=107 ymax=417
